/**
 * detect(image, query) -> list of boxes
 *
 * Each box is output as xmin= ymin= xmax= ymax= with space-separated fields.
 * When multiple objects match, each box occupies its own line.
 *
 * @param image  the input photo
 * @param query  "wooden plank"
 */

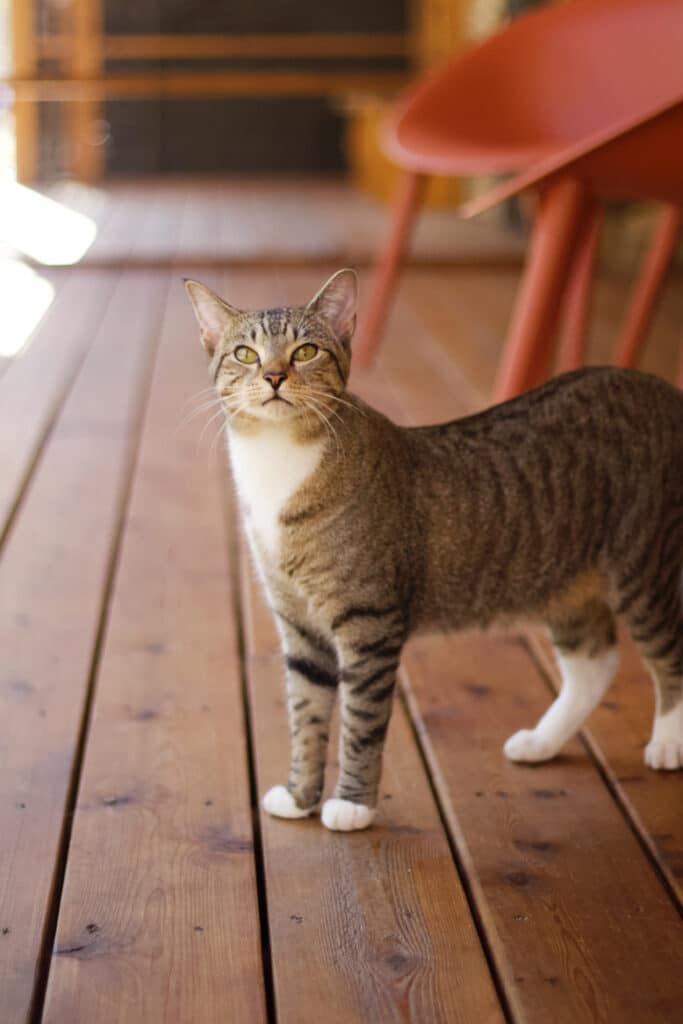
xmin=0 ymin=269 xmax=118 ymax=544
xmin=38 ymin=32 xmax=409 ymax=61
xmin=243 ymin=564 xmax=505 ymax=1024
xmin=414 ymin=0 xmax=469 ymax=70
xmin=14 ymin=181 xmax=523 ymax=270
xmin=10 ymin=0 xmax=38 ymax=182
xmin=398 ymin=269 xmax=516 ymax=404
xmin=41 ymin=279 xmax=266 ymax=1024
xmin=528 ymin=631 xmax=683 ymax=906
xmin=127 ymin=185 xmax=188 ymax=263
xmin=84 ymin=186 xmax=161 ymax=264
xmin=7 ymin=69 xmax=408 ymax=101
xmin=401 ymin=631 xmax=683 ymax=1023
xmin=0 ymin=271 xmax=168 ymax=1023
xmin=82 ymin=178 xmax=187 ymax=266
xmin=68 ymin=0 xmax=104 ymax=181
xmin=231 ymin=269 xmax=505 ymax=1024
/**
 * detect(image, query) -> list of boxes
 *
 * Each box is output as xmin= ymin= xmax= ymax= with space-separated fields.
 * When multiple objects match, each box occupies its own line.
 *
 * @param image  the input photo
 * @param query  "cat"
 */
xmin=185 ymin=269 xmax=683 ymax=832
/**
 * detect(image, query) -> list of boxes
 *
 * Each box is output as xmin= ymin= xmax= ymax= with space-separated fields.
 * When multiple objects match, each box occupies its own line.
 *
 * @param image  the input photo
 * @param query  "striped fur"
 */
xmin=186 ymin=271 xmax=683 ymax=831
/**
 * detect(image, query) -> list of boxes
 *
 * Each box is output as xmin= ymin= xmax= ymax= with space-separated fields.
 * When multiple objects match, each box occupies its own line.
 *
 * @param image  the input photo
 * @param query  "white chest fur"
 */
xmin=228 ymin=427 xmax=323 ymax=559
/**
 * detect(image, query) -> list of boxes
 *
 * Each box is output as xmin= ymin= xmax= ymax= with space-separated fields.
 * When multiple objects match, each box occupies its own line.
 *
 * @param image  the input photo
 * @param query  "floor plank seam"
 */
xmin=395 ymin=678 xmax=515 ymax=1024
xmin=521 ymin=634 xmax=683 ymax=919
xmin=0 ymin=269 xmax=123 ymax=555
xmin=23 ymin=256 xmax=527 ymax=273
xmin=26 ymin=274 xmax=173 ymax=1024
xmin=225 ymin=467 xmax=277 ymax=1024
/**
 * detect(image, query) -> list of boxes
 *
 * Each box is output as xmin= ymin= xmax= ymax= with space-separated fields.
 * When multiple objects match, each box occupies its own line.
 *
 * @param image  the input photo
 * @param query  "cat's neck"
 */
xmin=227 ymin=421 xmax=324 ymax=559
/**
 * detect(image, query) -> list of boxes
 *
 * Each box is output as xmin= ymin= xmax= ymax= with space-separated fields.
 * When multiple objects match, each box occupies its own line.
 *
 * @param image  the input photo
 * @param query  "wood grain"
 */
xmin=528 ymin=631 xmax=683 ymax=908
xmin=0 ymin=271 xmax=167 ymax=1023
xmin=0 ymin=270 xmax=118 ymax=543
xmin=4 ymin=244 xmax=682 ymax=1023
xmin=402 ymin=630 xmax=683 ymax=1024
xmin=41 ymin=279 xmax=266 ymax=1024
xmin=29 ymin=180 xmax=525 ymax=269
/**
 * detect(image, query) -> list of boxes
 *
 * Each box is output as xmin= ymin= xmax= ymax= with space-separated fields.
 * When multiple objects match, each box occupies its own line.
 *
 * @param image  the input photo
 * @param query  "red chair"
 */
xmin=356 ymin=0 xmax=683 ymax=398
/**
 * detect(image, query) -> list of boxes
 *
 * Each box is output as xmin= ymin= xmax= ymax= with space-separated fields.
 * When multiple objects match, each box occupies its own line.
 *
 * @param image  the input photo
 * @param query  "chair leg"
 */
xmin=556 ymin=201 xmax=602 ymax=373
xmin=493 ymin=177 xmax=588 ymax=403
xmin=614 ymin=205 xmax=682 ymax=368
xmin=354 ymin=171 xmax=425 ymax=369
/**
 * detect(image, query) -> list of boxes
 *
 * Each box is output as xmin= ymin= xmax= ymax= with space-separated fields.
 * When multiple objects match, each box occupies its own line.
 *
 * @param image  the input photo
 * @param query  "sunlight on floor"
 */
xmin=0 ymin=258 xmax=55 ymax=357
xmin=0 ymin=179 xmax=97 ymax=265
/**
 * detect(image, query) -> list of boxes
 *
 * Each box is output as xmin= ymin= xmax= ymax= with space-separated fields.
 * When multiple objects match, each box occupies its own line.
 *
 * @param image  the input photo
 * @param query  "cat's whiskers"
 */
xmin=305 ymin=387 xmax=367 ymax=418
xmin=284 ymin=382 xmax=343 ymax=423
xmin=198 ymin=397 xmax=244 ymax=456
xmin=209 ymin=396 xmax=253 ymax=456
xmin=209 ymin=416 xmax=230 ymax=457
xmin=298 ymin=394 xmax=342 ymax=460
xmin=304 ymin=394 xmax=345 ymax=428
xmin=196 ymin=405 xmax=229 ymax=450
xmin=176 ymin=395 xmax=224 ymax=428
xmin=181 ymin=384 xmax=220 ymax=410
xmin=174 ymin=398 xmax=226 ymax=439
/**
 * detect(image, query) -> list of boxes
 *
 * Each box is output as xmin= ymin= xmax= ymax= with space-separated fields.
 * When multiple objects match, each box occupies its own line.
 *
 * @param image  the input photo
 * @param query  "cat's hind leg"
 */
xmin=616 ymin=526 xmax=683 ymax=769
xmin=505 ymin=600 xmax=617 ymax=763
xmin=643 ymin=665 xmax=683 ymax=770
xmin=624 ymin=600 xmax=683 ymax=770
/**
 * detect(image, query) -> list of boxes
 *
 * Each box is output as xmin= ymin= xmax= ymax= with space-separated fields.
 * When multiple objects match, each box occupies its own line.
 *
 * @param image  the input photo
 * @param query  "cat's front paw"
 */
xmin=644 ymin=739 xmax=683 ymax=771
xmin=321 ymin=798 xmax=376 ymax=831
xmin=262 ymin=785 xmax=317 ymax=819
xmin=504 ymin=728 xmax=558 ymax=763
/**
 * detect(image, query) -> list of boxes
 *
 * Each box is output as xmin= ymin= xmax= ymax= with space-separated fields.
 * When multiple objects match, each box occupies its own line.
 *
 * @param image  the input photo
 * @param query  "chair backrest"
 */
xmin=390 ymin=0 xmax=683 ymax=169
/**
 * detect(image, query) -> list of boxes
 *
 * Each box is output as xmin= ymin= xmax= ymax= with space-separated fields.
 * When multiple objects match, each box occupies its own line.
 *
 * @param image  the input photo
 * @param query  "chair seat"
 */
xmin=384 ymin=0 xmax=683 ymax=183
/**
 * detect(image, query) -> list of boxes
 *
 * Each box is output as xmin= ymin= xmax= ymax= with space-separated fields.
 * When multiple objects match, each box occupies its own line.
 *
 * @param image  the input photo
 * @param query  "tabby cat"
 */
xmin=185 ymin=270 xmax=683 ymax=831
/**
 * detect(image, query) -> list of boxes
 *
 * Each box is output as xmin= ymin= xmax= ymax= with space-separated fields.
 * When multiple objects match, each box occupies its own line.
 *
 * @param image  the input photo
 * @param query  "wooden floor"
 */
xmin=2 ymin=177 xmax=525 ymax=268
xmin=2 ymin=183 xmax=683 ymax=1023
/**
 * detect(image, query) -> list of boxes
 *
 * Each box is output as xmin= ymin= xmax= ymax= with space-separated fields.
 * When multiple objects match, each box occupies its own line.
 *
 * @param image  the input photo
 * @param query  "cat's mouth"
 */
xmin=262 ymin=395 xmax=292 ymax=407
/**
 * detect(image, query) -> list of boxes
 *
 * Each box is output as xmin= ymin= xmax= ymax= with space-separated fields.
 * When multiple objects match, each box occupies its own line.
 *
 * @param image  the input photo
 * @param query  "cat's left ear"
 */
xmin=306 ymin=268 xmax=357 ymax=343
xmin=184 ymin=279 xmax=241 ymax=356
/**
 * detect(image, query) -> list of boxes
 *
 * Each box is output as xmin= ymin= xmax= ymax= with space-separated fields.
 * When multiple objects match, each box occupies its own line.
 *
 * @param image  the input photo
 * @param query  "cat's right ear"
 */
xmin=183 ymin=279 xmax=240 ymax=356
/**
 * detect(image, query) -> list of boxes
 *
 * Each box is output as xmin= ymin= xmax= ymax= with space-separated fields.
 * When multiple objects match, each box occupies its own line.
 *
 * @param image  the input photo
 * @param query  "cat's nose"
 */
xmin=264 ymin=370 xmax=287 ymax=391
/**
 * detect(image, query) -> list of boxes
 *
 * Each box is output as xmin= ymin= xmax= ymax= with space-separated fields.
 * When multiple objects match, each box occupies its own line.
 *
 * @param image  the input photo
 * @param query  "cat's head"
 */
xmin=184 ymin=269 xmax=357 ymax=428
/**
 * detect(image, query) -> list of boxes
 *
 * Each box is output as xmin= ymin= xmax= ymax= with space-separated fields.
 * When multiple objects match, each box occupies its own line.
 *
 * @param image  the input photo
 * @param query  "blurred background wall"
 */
xmin=5 ymin=0 xmax=520 ymax=187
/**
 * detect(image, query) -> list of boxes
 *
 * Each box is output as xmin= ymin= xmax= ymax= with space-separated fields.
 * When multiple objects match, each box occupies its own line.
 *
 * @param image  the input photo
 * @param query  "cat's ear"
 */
xmin=306 ymin=268 xmax=357 ymax=342
xmin=183 ymin=279 xmax=240 ymax=356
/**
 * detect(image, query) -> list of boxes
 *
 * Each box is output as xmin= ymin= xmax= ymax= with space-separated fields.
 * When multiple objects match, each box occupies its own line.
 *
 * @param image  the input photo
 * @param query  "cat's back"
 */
xmin=455 ymin=367 xmax=683 ymax=446
xmin=406 ymin=367 xmax=683 ymax=629
xmin=412 ymin=366 xmax=683 ymax=509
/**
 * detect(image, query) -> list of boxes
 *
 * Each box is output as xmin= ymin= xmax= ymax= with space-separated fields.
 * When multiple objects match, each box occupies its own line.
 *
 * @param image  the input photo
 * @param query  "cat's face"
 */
xmin=184 ymin=270 xmax=357 ymax=428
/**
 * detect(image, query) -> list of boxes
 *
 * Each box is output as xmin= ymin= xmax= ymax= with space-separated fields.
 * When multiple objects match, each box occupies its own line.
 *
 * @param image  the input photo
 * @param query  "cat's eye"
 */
xmin=292 ymin=343 xmax=318 ymax=363
xmin=234 ymin=345 xmax=259 ymax=365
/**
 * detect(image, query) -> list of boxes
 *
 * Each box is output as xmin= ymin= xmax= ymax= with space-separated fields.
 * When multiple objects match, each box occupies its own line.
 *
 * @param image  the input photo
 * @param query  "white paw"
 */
xmin=321 ymin=798 xmax=376 ymax=832
xmin=262 ymin=785 xmax=316 ymax=819
xmin=504 ymin=728 xmax=558 ymax=763
xmin=644 ymin=739 xmax=683 ymax=771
